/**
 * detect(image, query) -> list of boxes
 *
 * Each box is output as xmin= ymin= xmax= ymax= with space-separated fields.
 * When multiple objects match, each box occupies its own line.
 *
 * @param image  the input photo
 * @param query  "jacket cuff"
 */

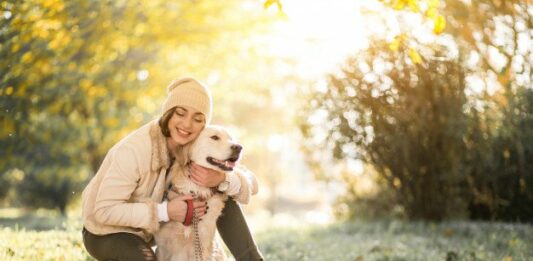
xmin=232 ymin=166 xmax=258 ymax=204
xmin=226 ymin=172 xmax=242 ymax=196
xmin=144 ymin=200 xmax=161 ymax=235
xmin=157 ymin=201 xmax=170 ymax=222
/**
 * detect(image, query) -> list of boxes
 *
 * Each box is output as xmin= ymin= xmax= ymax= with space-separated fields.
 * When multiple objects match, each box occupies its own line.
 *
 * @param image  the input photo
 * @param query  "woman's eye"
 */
xmin=175 ymin=111 xmax=185 ymax=116
xmin=194 ymin=118 xmax=203 ymax=123
xmin=210 ymin=135 xmax=219 ymax=141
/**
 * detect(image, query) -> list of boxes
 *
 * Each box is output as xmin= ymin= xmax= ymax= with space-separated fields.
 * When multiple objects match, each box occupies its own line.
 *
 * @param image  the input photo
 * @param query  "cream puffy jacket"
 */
xmin=82 ymin=120 xmax=258 ymax=242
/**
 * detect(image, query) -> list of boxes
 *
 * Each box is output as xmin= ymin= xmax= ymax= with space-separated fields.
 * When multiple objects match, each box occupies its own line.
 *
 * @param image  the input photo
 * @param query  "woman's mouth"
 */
xmin=176 ymin=127 xmax=191 ymax=137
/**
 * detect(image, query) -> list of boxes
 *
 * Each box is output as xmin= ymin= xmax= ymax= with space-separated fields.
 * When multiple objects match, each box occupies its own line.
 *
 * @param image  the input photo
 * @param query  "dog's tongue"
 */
xmin=225 ymin=161 xmax=236 ymax=169
xmin=212 ymin=158 xmax=236 ymax=169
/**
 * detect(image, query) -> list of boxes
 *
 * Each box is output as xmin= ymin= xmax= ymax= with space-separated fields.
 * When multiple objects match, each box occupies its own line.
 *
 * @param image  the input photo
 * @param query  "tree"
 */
xmin=299 ymin=0 xmax=532 ymax=222
xmin=0 ymin=0 xmax=273 ymax=211
xmin=441 ymin=0 xmax=533 ymax=221
xmin=303 ymin=40 xmax=470 ymax=220
xmin=465 ymin=87 xmax=533 ymax=222
xmin=1 ymin=0 xmax=151 ymax=209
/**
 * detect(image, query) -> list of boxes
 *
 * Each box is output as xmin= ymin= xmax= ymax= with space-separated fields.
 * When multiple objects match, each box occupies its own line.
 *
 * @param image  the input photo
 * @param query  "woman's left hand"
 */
xmin=189 ymin=162 xmax=225 ymax=188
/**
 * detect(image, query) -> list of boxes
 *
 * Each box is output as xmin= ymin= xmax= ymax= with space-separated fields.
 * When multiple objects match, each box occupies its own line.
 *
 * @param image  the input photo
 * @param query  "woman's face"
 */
xmin=166 ymin=105 xmax=206 ymax=147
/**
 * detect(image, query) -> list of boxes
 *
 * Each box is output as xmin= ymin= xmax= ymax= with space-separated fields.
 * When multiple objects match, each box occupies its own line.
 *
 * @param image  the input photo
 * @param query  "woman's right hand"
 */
xmin=166 ymin=192 xmax=207 ymax=223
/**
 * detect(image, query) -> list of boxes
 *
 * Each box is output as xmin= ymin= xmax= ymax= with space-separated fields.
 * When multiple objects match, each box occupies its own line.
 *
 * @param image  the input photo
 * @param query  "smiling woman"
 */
xmin=81 ymin=77 xmax=262 ymax=261
xmin=158 ymin=78 xmax=212 ymax=150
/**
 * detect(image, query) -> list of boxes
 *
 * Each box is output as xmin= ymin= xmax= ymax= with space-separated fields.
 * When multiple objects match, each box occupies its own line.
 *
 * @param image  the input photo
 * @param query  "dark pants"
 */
xmin=216 ymin=198 xmax=263 ymax=261
xmin=83 ymin=198 xmax=263 ymax=261
xmin=83 ymin=227 xmax=156 ymax=261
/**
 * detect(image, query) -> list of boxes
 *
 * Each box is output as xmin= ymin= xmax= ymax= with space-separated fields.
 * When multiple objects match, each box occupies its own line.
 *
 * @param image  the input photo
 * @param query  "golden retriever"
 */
xmin=155 ymin=125 xmax=242 ymax=261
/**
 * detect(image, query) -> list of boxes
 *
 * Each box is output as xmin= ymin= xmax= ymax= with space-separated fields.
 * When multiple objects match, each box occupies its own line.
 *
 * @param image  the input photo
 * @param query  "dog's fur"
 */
xmin=155 ymin=125 xmax=242 ymax=261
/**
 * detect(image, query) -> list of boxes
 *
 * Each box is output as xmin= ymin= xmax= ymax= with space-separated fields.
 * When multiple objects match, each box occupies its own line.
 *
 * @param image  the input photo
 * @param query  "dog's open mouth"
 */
xmin=207 ymin=156 xmax=239 ymax=171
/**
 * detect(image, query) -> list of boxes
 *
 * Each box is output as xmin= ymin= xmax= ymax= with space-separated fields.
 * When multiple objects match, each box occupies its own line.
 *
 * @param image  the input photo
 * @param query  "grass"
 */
xmin=0 ymin=209 xmax=532 ymax=260
xmin=256 ymin=220 xmax=533 ymax=260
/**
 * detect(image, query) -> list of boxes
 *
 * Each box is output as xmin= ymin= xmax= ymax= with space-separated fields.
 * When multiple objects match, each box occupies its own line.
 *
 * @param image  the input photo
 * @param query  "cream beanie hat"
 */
xmin=161 ymin=77 xmax=212 ymax=124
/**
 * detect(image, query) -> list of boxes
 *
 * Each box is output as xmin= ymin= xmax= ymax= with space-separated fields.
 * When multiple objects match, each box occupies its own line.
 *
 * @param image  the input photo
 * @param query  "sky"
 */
xmin=264 ymin=0 xmax=371 ymax=80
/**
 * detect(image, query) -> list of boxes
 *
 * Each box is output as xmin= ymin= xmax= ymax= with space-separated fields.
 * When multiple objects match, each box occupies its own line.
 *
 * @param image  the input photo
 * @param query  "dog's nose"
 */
xmin=231 ymin=144 xmax=242 ymax=153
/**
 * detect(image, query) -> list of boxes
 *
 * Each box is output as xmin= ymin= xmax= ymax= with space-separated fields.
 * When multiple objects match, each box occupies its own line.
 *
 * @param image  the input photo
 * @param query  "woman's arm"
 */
xmin=190 ymin=163 xmax=258 ymax=204
xmin=93 ymin=145 xmax=160 ymax=234
xmin=230 ymin=165 xmax=258 ymax=204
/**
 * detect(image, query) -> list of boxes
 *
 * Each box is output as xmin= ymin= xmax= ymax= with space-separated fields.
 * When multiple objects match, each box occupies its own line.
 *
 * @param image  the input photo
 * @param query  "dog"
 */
xmin=155 ymin=125 xmax=243 ymax=261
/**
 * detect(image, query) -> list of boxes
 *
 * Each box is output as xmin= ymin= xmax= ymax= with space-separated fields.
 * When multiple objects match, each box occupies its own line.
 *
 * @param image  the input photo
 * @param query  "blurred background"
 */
xmin=1 ymin=0 xmax=532 ymax=254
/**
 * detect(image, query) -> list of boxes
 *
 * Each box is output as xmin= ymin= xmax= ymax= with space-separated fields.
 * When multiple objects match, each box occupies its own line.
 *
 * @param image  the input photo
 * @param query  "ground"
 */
xmin=0 ymin=209 xmax=531 ymax=260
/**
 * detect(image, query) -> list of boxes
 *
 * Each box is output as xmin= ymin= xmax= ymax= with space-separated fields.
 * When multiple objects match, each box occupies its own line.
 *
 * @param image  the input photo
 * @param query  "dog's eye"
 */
xmin=210 ymin=135 xmax=220 ymax=141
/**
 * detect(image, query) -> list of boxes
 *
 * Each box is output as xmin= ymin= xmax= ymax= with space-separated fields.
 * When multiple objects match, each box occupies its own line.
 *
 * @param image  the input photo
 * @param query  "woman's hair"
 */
xmin=158 ymin=106 xmax=176 ymax=137
xmin=157 ymin=106 xmax=198 ymax=167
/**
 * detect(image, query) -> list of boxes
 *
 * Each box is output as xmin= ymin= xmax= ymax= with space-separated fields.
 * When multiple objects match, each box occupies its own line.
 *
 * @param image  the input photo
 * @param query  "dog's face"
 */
xmin=189 ymin=125 xmax=242 ymax=172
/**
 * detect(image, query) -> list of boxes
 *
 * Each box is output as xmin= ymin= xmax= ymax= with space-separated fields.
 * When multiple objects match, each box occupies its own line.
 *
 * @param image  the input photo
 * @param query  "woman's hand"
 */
xmin=166 ymin=192 xmax=207 ymax=222
xmin=189 ymin=162 xmax=225 ymax=188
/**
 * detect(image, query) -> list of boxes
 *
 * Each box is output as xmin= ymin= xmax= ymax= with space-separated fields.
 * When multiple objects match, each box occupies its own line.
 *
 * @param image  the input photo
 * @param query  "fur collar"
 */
xmin=149 ymin=121 xmax=171 ymax=172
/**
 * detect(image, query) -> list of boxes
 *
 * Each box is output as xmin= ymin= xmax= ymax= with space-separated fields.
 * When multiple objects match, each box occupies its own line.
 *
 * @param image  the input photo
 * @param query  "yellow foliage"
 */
xmin=11 ymin=43 xmax=21 ymax=53
xmin=49 ymin=101 xmax=62 ymax=114
xmin=42 ymin=131 xmax=52 ymax=142
xmin=21 ymin=32 xmax=33 ymax=42
xmin=389 ymin=34 xmax=408 ymax=51
xmin=39 ymin=61 xmax=52 ymax=75
xmin=113 ymin=35 xmax=130 ymax=55
xmin=94 ymin=85 xmax=108 ymax=97
xmin=433 ymin=14 xmax=446 ymax=34
xmin=80 ymin=79 xmax=92 ymax=90
xmin=21 ymin=52 xmax=33 ymax=63
xmin=409 ymin=48 xmax=423 ymax=64
xmin=427 ymin=0 xmax=440 ymax=8
xmin=407 ymin=0 xmax=419 ymax=12
xmin=264 ymin=0 xmax=283 ymax=11
xmin=85 ymin=84 xmax=108 ymax=98
xmin=3 ymin=0 xmax=278 ymax=196
xmin=497 ymin=67 xmax=511 ymax=86
xmin=15 ymin=84 xmax=27 ymax=97
xmin=133 ymin=23 xmax=146 ymax=36
xmin=68 ymin=62 xmax=77 ymax=71
xmin=390 ymin=0 xmax=420 ymax=12
xmin=48 ymin=30 xmax=72 ymax=50
xmin=1 ymin=117 xmax=16 ymax=137
xmin=89 ymin=64 xmax=101 ymax=74
xmin=425 ymin=7 xmax=437 ymax=19
xmin=11 ymin=15 xmax=23 ymax=27
xmin=393 ymin=0 xmax=407 ymax=10
xmin=389 ymin=38 xmax=401 ymax=51
xmin=5 ymin=86 xmax=14 ymax=96
xmin=104 ymin=117 xmax=119 ymax=128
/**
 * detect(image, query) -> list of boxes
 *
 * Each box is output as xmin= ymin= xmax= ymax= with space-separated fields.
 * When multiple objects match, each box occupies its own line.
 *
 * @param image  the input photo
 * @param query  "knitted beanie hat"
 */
xmin=161 ymin=77 xmax=212 ymax=124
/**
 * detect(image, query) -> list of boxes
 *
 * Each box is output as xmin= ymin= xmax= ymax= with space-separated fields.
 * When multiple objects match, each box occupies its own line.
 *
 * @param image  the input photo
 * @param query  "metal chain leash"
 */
xmin=193 ymin=210 xmax=203 ymax=261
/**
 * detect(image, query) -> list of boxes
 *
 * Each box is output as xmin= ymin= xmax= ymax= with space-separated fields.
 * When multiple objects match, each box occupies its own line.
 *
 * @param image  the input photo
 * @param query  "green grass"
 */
xmin=1 ymin=213 xmax=532 ymax=260
xmin=257 ymin=221 xmax=533 ymax=261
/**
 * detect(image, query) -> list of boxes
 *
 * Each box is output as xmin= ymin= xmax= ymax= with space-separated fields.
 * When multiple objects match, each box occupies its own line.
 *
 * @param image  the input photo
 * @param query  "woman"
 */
xmin=81 ymin=78 xmax=263 ymax=260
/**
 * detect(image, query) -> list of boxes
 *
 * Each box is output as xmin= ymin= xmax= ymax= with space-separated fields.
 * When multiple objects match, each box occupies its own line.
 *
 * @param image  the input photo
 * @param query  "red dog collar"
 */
xmin=183 ymin=199 xmax=194 ymax=226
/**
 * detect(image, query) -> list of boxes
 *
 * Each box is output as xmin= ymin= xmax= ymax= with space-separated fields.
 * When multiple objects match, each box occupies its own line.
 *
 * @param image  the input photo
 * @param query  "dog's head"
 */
xmin=189 ymin=125 xmax=242 ymax=172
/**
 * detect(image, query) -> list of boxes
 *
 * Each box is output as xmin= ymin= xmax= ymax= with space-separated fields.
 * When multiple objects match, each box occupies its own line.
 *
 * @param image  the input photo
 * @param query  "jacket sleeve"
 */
xmin=231 ymin=165 xmax=259 ymax=204
xmin=93 ymin=145 xmax=160 ymax=234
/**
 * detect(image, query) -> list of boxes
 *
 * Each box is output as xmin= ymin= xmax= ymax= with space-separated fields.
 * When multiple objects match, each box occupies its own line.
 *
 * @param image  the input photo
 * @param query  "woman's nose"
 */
xmin=182 ymin=118 xmax=193 ymax=128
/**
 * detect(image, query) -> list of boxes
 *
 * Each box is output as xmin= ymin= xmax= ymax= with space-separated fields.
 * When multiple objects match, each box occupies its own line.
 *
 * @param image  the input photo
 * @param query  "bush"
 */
xmin=303 ymin=40 xmax=469 ymax=220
